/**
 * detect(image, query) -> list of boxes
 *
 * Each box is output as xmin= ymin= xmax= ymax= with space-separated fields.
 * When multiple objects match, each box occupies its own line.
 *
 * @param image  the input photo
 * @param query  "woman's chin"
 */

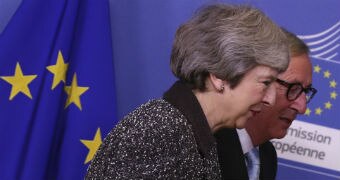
xmin=235 ymin=111 xmax=253 ymax=129
xmin=235 ymin=117 xmax=247 ymax=129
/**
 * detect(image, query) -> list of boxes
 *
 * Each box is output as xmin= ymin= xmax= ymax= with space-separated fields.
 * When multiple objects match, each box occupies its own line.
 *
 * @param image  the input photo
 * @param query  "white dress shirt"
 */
xmin=237 ymin=128 xmax=255 ymax=154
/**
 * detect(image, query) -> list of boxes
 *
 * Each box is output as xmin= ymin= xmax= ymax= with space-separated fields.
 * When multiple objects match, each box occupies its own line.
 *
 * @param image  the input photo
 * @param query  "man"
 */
xmin=214 ymin=29 xmax=317 ymax=180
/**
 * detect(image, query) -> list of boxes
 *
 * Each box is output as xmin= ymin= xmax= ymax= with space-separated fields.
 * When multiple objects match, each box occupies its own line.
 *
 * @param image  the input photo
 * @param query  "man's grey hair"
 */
xmin=281 ymin=28 xmax=310 ymax=57
xmin=170 ymin=4 xmax=290 ymax=90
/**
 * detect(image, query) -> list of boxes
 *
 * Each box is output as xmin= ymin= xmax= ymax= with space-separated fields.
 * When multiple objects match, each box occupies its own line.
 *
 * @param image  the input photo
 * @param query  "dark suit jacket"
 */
xmin=214 ymin=128 xmax=277 ymax=180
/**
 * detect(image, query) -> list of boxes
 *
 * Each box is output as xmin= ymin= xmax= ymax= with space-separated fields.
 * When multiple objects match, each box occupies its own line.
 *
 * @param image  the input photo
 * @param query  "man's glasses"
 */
xmin=276 ymin=78 xmax=317 ymax=103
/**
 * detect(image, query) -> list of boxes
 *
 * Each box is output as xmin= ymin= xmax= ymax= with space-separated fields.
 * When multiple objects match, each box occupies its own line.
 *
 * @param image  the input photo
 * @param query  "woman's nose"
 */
xmin=262 ymin=84 xmax=277 ymax=106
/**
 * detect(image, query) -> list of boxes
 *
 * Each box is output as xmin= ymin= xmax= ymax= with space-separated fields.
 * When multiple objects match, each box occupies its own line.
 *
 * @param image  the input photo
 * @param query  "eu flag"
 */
xmin=0 ymin=0 xmax=118 ymax=179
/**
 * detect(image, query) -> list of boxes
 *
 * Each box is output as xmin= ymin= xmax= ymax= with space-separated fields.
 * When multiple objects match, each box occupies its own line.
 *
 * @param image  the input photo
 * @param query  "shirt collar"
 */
xmin=237 ymin=128 xmax=254 ymax=154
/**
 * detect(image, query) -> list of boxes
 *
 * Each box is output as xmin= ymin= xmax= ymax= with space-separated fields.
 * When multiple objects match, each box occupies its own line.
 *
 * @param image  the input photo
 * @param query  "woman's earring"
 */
xmin=219 ymin=85 xmax=224 ymax=92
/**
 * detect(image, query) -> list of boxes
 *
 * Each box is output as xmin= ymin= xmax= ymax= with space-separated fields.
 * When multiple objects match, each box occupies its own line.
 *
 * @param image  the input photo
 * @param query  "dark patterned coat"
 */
xmin=86 ymin=81 xmax=222 ymax=179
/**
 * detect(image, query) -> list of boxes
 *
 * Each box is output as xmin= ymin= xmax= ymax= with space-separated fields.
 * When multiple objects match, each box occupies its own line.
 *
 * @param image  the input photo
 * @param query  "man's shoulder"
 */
xmin=259 ymin=141 xmax=277 ymax=161
xmin=260 ymin=141 xmax=276 ymax=152
xmin=214 ymin=128 xmax=238 ymax=139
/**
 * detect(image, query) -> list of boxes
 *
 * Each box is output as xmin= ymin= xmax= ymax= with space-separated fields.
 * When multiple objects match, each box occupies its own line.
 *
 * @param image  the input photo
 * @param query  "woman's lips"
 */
xmin=251 ymin=110 xmax=260 ymax=117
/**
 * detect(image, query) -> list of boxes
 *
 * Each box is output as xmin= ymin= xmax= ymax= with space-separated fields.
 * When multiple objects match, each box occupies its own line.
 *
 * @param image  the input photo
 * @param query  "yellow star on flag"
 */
xmin=46 ymin=51 xmax=69 ymax=90
xmin=64 ymin=73 xmax=89 ymax=110
xmin=330 ymin=80 xmax=337 ymax=88
xmin=324 ymin=101 xmax=332 ymax=109
xmin=1 ymin=62 xmax=37 ymax=100
xmin=330 ymin=91 xmax=337 ymax=99
xmin=80 ymin=128 xmax=102 ymax=164
xmin=315 ymin=107 xmax=322 ymax=115
xmin=304 ymin=108 xmax=311 ymax=116
xmin=323 ymin=70 xmax=331 ymax=78
xmin=314 ymin=65 xmax=321 ymax=73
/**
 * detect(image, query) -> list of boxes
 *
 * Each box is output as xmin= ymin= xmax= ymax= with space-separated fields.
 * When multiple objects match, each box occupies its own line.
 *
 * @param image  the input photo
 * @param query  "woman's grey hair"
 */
xmin=281 ymin=28 xmax=310 ymax=57
xmin=170 ymin=4 xmax=290 ymax=90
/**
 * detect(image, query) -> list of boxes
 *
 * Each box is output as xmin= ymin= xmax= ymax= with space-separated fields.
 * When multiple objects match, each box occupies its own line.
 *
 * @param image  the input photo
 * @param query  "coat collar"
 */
xmin=163 ymin=81 xmax=215 ymax=157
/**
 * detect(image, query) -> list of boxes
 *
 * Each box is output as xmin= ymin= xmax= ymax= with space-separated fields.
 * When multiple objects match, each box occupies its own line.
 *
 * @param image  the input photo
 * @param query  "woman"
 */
xmin=86 ymin=4 xmax=289 ymax=179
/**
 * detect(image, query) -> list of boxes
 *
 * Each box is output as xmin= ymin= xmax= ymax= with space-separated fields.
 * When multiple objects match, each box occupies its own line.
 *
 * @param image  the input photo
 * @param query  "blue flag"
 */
xmin=0 ymin=0 xmax=117 ymax=179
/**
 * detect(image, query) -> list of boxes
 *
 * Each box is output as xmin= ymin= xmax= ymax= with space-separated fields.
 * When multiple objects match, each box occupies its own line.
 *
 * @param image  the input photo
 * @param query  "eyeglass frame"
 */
xmin=275 ymin=78 xmax=317 ymax=103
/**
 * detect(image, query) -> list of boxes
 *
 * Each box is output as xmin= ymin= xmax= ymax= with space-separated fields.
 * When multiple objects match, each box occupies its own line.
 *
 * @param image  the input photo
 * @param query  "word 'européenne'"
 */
xmin=271 ymin=140 xmax=326 ymax=160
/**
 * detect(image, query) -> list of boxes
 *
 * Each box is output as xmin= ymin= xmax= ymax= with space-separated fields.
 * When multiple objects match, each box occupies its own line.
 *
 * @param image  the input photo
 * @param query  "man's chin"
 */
xmin=275 ymin=130 xmax=288 ymax=139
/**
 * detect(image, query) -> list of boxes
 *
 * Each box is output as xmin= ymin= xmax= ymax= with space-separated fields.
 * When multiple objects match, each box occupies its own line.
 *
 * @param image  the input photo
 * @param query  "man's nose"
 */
xmin=291 ymin=93 xmax=308 ymax=114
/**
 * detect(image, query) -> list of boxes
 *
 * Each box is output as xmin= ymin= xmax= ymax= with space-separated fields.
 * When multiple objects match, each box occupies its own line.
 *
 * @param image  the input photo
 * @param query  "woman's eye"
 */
xmin=262 ymin=80 xmax=272 ymax=86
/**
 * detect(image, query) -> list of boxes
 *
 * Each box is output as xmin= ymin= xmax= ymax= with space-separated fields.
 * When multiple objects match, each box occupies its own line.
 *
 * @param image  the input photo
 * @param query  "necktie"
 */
xmin=245 ymin=147 xmax=260 ymax=180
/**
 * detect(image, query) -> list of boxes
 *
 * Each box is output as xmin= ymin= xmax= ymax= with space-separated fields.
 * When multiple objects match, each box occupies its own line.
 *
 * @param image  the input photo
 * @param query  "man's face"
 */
xmin=250 ymin=54 xmax=313 ymax=139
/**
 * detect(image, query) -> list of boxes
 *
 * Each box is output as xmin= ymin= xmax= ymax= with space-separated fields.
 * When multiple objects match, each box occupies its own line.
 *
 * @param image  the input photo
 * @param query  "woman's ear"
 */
xmin=209 ymin=74 xmax=225 ymax=92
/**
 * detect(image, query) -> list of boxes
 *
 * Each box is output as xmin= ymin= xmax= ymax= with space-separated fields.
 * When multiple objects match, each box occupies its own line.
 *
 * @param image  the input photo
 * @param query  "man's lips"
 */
xmin=279 ymin=113 xmax=297 ymax=125
xmin=279 ymin=117 xmax=294 ymax=125
xmin=279 ymin=109 xmax=298 ymax=124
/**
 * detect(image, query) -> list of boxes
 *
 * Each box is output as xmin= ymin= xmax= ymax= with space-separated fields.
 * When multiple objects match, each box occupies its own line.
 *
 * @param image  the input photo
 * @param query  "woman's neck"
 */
xmin=193 ymin=89 xmax=233 ymax=133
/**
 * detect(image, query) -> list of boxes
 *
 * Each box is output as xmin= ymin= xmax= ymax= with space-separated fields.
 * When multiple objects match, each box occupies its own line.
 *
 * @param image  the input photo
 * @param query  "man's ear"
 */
xmin=209 ymin=74 xmax=225 ymax=92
